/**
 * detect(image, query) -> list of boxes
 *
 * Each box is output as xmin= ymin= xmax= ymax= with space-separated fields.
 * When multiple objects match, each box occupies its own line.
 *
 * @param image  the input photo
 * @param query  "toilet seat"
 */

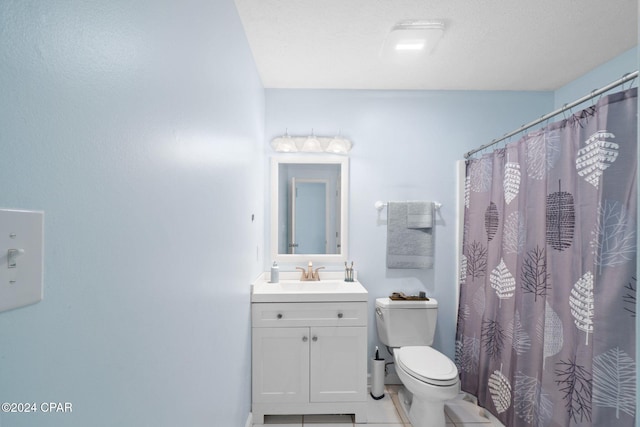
xmin=396 ymin=346 xmax=459 ymax=387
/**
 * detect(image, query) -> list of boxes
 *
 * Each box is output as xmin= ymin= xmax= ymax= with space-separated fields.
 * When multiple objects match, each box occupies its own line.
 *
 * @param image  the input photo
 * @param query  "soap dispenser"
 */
xmin=270 ymin=261 xmax=279 ymax=283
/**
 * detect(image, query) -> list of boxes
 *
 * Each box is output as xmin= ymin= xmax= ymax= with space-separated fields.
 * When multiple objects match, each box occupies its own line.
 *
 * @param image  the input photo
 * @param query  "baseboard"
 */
xmin=245 ymin=412 xmax=253 ymax=427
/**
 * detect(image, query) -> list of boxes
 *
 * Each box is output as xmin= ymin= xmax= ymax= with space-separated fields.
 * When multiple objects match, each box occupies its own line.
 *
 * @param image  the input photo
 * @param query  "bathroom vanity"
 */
xmin=251 ymin=273 xmax=368 ymax=423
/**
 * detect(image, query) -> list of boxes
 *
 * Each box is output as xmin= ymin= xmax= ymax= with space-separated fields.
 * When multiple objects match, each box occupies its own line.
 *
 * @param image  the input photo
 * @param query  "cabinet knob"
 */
xmin=312 ymin=336 xmax=318 ymax=342
xmin=302 ymin=336 xmax=308 ymax=342
xmin=337 ymin=313 xmax=343 ymax=319
xmin=277 ymin=313 xmax=283 ymax=319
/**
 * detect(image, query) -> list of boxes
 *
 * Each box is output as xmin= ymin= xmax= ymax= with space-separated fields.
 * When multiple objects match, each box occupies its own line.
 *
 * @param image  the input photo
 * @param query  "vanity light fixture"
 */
xmin=300 ymin=130 xmax=323 ymax=152
xmin=325 ymin=136 xmax=352 ymax=154
xmin=271 ymin=131 xmax=298 ymax=152
xmin=271 ymin=131 xmax=353 ymax=154
xmin=381 ymin=20 xmax=445 ymax=57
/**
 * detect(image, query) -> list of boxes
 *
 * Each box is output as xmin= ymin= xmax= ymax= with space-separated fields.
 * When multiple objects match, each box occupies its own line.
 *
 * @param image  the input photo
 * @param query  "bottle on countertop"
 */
xmin=270 ymin=261 xmax=279 ymax=283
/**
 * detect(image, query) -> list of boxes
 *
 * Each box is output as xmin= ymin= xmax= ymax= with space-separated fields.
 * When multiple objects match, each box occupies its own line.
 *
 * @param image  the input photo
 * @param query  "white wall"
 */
xmin=265 ymin=89 xmax=554 ymax=361
xmin=0 ymin=1 xmax=264 ymax=426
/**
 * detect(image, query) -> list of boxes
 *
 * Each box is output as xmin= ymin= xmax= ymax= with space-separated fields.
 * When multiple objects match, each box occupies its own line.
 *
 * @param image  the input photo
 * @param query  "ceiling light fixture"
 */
xmin=381 ymin=20 xmax=445 ymax=57
xmin=395 ymin=41 xmax=426 ymax=51
xmin=271 ymin=131 xmax=353 ymax=154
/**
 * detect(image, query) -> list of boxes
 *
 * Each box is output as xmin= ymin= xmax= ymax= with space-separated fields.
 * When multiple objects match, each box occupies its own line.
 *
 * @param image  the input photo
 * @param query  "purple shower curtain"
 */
xmin=456 ymin=88 xmax=637 ymax=427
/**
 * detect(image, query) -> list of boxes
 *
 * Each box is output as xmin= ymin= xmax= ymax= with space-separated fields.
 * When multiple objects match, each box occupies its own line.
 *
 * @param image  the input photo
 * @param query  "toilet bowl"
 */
xmin=393 ymin=346 xmax=460 ymax=427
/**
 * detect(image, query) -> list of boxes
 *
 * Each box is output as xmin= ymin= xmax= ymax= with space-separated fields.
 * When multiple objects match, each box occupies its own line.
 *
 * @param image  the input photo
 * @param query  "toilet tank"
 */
xmin=375 ymin=297 xmax=438 ymax=347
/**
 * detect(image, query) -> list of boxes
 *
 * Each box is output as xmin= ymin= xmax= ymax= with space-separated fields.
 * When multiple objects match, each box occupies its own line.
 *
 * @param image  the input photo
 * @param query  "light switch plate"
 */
xmin=0 ymin=209 xmax=44 ymax=313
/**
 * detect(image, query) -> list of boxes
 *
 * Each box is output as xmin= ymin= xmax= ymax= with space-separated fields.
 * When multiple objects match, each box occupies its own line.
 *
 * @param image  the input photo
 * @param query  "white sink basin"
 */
xmin=252 ymin=277 xmax=368 ymax=302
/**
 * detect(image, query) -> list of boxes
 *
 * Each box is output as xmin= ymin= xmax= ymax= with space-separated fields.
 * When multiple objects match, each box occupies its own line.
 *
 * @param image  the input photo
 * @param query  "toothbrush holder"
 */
xmin=344 ymin=267 xmax=354 ymax=282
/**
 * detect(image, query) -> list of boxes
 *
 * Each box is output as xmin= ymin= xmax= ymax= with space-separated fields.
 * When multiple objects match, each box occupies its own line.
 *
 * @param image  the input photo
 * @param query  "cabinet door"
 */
xmin=309 ymin=326 xmax=367 ymax=402
xmin=252 ymin=327 xmax=310 ymax=403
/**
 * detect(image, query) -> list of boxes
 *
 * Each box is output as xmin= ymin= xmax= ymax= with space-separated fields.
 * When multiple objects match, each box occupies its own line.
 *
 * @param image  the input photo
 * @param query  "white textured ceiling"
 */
xmin=234 ymin=0 xmax=638 ymax=90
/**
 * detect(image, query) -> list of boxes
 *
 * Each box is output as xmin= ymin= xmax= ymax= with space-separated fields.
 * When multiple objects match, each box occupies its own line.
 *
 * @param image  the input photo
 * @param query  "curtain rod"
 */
xmin=464 ymin=70 xmax=639 ymax=159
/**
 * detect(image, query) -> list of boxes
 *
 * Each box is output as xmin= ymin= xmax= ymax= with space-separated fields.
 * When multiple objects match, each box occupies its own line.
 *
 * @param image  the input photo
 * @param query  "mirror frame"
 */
xmin=270 ymin=155 xmax=349 ymax=264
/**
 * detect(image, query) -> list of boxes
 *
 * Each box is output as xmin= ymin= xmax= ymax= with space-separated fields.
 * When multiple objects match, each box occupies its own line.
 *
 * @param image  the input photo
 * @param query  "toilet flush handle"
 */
xmin=375 ymin=307 xmax=384 ymax=321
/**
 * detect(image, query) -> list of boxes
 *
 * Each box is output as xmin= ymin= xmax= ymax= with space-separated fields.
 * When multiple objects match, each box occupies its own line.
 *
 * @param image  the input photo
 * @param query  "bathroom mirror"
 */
xmin=270 ymin=156 xmax=349 ymax=263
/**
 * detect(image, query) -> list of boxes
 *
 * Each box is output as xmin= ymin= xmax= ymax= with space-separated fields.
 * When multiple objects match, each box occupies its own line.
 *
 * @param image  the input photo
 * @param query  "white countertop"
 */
xmin=251 ymin=271 xmax=368 ymax=303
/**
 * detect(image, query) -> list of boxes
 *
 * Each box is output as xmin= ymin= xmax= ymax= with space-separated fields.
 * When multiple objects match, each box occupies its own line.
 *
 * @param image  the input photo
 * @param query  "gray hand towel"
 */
xmin=387 ymin=202 xmax=434 ymax=269
xmin=406 ymin=201 xmax=434 ymax=229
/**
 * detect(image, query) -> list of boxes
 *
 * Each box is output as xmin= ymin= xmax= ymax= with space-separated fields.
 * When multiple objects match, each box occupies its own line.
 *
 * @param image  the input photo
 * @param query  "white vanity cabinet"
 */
xmin=251 ymin=301 xmax=368 ymax=423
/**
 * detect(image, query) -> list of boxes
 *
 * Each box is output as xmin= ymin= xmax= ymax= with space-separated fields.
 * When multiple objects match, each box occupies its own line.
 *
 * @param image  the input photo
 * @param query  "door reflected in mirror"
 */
xmin=271 ymin=157 xmax=348 ymax=263
xmin=292 ymin=180 xmax=328 ymax=254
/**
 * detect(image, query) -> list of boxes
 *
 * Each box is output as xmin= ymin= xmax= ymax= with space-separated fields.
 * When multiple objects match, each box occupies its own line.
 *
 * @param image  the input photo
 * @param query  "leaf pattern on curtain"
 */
xmin=569 ymin=271 xmax=595 ymax=345
xmin=458 ymin=303 xmax=470 ymax=322
xmin=466 ymin=241 xmax=488 ymax=280
xmin=526 ymin=129 xmax=561 ymax=180
xmin=485 ymin=202 xmax=499 ymax=241
xmin=472 ymin=285 xmax=486 ymax=316
xmin=592 ymin=347 xmax=636 ymax=419
xmin=506 ymin=310 xmax=531 ymax=355
xmin=546 ymin=180 xmax=575 ymax=251
xmin=503 ymin=212 xmax=525 ymax=255
xmin=503 ymin=161 xmax=521 ymax=204
xmin=490 ymin=259 xmax=516 ymax=307
xmin=536 ymin=301 xmax=563 ymax=369
xmin=514 ymin=372 xmax=553 ymax=427
xmin=489 ymin=368 xmax=512 ymax=414
xmin=460 ymin=255 xmax=468 ymax=281
xmin=591 ymin=200 xmax=636 ymax=273
xmin=482 ymin=319 xmax=506 ymax=361
xmin=455 ymin=334 xmax=480 ymax=374
xmin=623 ymin=277 xmax=636 ymax=318
xmin=465 ymin=175 xmax=471 ymax=209
xmin=521 ymin=246 xmax=549 ymax=301
xmin=469 ymin=157 xmax=493 ymax=193
xmin=457 ymin=88 xmax=637 ymax=427
xmin=555 ymin=358 xmax=593 ymax=423
xmin=576 ymin=131 xmax=619 ymax=188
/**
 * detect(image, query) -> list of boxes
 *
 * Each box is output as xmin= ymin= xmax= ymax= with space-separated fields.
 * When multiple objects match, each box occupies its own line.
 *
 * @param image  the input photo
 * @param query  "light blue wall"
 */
xmin=554 ymin=47 xmax=638 ymax=108
xmin=0 ymin=1 xmax=264 ymax=426
xmin=265 ymin=89 xmax=553 ymax=360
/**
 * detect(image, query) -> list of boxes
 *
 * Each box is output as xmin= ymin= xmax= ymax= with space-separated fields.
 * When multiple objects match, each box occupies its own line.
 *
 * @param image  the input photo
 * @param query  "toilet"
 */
xmin=375 ymin=297 xmax=459 ymax=427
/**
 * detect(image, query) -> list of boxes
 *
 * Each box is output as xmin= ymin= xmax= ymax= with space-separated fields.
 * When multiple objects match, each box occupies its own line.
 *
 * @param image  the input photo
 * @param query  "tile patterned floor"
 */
xmin=254 ymin=386 xmax=503 ymax=427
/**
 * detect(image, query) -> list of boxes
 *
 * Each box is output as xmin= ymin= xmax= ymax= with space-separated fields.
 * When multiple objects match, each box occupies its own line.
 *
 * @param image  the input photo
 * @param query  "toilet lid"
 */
xmin=396 ymin=346 xmax=459 ymax=386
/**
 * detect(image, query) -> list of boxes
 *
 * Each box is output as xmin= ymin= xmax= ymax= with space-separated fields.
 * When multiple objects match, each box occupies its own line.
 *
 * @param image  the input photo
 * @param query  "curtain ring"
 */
xmin=622 ymin=72 xmax=631 ymax=89
xmin=590 ymin=89 xmax=599 ymax=107
xmin=501 ymin=134 xmax=510 ymax=150
xmin=620 ymin=72 xmax=636 ymax=91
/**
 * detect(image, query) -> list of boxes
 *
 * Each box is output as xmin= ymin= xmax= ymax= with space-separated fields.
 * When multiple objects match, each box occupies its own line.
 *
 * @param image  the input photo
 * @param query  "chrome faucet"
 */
xmin=296 ymin=261 xmax=325 ymax=281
